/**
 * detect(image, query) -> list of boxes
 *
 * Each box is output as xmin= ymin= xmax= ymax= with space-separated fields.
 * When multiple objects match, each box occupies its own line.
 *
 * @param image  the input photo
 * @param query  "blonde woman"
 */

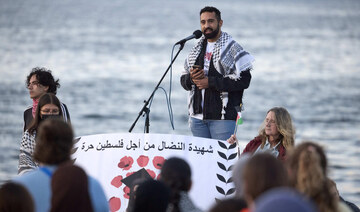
xmin=286 ymin=142 xmax=350 ymax=212
xmin=228 ymin=107 xmax=295 ymax=161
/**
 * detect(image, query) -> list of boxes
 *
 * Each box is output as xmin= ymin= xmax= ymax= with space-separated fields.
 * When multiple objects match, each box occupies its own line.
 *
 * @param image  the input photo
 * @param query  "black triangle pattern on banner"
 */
xmin=71 ymin=137 xmax=81 ymax=163
xmin=215 ymin=140 xmax=237 ymax=198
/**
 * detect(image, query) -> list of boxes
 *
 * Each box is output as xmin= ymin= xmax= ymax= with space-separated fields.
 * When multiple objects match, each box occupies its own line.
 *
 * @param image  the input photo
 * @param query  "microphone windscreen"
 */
xmin=193 ymin=30 xmax=202 ymax=39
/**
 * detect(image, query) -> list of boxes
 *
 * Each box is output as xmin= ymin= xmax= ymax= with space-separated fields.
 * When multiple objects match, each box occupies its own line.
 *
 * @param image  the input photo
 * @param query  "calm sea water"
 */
xmin=0 ymin=0 xmax=359 ymax=206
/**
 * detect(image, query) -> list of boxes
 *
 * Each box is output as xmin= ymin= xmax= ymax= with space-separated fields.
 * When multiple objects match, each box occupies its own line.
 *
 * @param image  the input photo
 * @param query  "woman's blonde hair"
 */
xmin=287 ymin=142 xmax=337 ymax=212
xmin=258 ymin=107 xmax=295 ymax=150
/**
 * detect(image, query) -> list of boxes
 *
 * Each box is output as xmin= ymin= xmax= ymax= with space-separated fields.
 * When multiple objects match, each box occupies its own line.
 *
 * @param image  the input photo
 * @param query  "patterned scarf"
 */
xmin=32 ymin=98 xmax=39 ymax=118
xmin=184 ymin=31 xmax=254 ymax=80
xmin=183 ymin=31 xmax=254 ymax=119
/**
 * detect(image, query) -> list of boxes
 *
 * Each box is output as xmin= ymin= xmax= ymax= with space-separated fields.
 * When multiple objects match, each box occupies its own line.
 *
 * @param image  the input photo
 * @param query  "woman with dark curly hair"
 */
xmin=24 ymin=67 xmax=70 ymax=131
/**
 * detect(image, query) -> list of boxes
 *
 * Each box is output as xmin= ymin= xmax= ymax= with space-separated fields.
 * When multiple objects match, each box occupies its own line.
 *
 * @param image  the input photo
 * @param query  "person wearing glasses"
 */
xmin=18 ymin=93 xmax=65 ymax=175
xmin=227 ymin=107 xmax=295 ymax=161
xmin=24 ymin=67 xmax=70 ymax=132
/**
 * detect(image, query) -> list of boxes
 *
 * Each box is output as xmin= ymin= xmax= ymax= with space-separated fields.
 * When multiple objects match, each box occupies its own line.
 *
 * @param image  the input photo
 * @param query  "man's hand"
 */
xmin=193 ymin=77 xmax=209 ymax=89
xmin=190 ymin=67 xmax=205 ymax=80
xmin=190 ymin=67 xmax=208 ymax=89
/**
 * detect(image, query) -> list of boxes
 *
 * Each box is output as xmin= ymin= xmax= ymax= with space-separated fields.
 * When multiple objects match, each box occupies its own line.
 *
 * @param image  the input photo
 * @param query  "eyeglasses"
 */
xmin=41 ymin=109 xmax=60 ymax=114
xmin=27 ymin=81 xmax=40 ymax=88
xmin=265 ymin=119 xmax=276 ymax=125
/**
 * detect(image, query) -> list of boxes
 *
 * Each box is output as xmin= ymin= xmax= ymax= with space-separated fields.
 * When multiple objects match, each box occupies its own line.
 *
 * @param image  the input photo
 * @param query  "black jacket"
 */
xmin=180 ymin=41 xmax=251 ymax=120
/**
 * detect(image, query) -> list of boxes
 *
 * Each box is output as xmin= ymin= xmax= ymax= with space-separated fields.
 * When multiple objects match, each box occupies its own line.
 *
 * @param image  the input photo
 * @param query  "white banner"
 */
xmin=72 ymin=133 xmax=238 ymax=212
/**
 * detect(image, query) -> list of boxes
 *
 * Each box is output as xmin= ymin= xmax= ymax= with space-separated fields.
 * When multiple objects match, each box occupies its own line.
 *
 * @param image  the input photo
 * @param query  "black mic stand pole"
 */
xmin=129 ymin=42 xmax=185 ymax=133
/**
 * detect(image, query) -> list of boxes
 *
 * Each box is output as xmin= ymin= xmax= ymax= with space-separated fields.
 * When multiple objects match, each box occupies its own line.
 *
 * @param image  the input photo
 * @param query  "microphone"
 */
xmin=175 ymin=30 xmax=202 ymax=45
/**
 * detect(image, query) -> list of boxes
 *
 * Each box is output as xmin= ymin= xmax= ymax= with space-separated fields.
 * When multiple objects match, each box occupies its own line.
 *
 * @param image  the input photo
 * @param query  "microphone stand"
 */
xmin=129 ymin=42 xmax=185 ymax=133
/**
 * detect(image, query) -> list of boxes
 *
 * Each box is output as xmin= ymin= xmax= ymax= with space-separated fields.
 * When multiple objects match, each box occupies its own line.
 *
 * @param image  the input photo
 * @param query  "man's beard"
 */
xmin=203 ymin=24 xmax=220 ymax=39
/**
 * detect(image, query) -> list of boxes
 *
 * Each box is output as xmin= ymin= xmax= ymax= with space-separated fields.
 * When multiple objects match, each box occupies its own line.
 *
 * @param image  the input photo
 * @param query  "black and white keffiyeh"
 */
xmin=18 ymin=130 xmax=38 ymax=175
xmin=183 ymin=31 xmax=254 ymax=80
xmin=183 ymin=31 xmax=254 ymax=119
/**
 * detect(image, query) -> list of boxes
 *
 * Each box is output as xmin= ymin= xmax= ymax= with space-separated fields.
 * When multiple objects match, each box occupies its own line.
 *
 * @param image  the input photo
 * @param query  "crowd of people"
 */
xmin=126 ymin=143 xmax=359 ymax=212
xmin=0 ymin=69 xmax=358 ymax=212
xmin=2 ymin=123 xmax=359 ymax=212
xmin=0 ymin=5 xmax=359 ymax=212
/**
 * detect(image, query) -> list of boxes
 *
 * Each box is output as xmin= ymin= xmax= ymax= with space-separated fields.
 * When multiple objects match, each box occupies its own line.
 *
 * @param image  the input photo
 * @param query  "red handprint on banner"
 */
xmin=109 ymin=197 xmax=121 ymax=212
xmin=110 ymin=175 xmax=123 ymax=188
xmin=152 ymin=156 xmax=165 ymax=169
xmin=118 ymin=156 xmax=134 ymax=170
xmin=137 ymin=155 xmax=149 ymax=167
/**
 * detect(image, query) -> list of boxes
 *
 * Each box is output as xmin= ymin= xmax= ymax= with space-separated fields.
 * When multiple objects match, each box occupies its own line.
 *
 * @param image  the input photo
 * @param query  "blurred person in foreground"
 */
xmin=24 ymin=67 xmax=70 ymax=131
xmin=254 ymin=188 xmax=317 ymax=212
xmin=0 ymin=182 xmax=34 ymax=212
xmin=124 ymin=169 xmax=153 ymax=212
xmin=13 ymin=119 xmax=109 ymax=212
xmin=160 ymin=157 xmax=202 ymax=212
xmin=180 ymin=6 xmax=254 ymax=140
xmin=228 ymin=107 xmax=295 ymax=161
xmin=50 ymin=164 xmax=94 ymax=212
xmin=328 ymin=178 xmax=360 ymax=212
xmin=242 ymin=153 xmax=288 ymax=208
xmin=19 ymin=93 xmax=64 ymax=175
xmin=132 ymin=179 xmax=170 ymax=212
xmin=232 ymin=153 xmax=251 ymax=199
xmin=287 ymin=141 xmax=353 ymax=212
xmin=208 ymin=198 xmax=247 ymax=212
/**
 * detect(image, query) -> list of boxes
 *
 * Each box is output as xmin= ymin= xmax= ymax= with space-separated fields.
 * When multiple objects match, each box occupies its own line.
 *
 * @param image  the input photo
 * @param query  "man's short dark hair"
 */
xmin=200 ymin=6 xmax=221 ymax=21
xmin=33 ymin=119 xmax=74 ymax=165
xmin=26 ymin=67 xmax=60 ymax=94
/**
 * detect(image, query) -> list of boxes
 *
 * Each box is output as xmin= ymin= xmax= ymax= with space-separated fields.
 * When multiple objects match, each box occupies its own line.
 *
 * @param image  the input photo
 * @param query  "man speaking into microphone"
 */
xmin=180 ymin=6 xmax=254 ymax=140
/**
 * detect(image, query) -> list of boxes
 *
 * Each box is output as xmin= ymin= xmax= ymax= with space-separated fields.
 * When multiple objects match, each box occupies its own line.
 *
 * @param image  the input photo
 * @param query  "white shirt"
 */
xmin=254 ymin=139 xmax=281 ymax=158
xmin=192 ymin=41 xmax=215 ymax=120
